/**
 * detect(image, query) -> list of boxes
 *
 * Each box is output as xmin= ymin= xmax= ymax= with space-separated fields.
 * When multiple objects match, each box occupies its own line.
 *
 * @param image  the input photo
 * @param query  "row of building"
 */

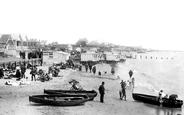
xmin=0 ymin=34 xmax=42 ymax=57
xmin=0 ymin=34 xmax=133 ymax=64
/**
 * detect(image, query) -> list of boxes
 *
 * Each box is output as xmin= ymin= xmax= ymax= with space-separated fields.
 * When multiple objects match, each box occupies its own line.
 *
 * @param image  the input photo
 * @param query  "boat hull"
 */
xmin=44 ymin=89 xmax=98 ymax=101
xmin=29 ymin=94 xmax=89 ymax=106
xmin=132 ymin=93 xmax=183 ymax=108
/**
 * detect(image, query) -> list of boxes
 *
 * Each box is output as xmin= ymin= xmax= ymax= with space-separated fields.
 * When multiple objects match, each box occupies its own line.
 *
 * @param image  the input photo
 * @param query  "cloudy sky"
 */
xmin=0 ymin=0 xmax=183 ymax=50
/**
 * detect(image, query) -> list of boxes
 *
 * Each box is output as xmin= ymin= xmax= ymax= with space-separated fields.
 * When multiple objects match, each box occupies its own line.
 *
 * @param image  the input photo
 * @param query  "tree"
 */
xmin=75 ymin=38 xmax=88 ymax=47
xmin=87 ymin=40 xmax=100 ymax=47
xmin=51 ymin=42 xmax=59 ymax=46
xmin=99 ymin=42 xmax=107 ymax=47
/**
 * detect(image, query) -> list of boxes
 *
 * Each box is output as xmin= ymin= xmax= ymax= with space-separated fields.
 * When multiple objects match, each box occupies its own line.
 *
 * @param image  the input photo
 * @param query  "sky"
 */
xmin=0 ymin=0 xmax=183 ymax=51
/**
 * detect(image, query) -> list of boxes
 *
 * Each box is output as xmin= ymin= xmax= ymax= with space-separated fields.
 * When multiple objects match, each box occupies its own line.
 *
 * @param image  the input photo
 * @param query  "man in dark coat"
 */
xmin=21 ymin=65 xmax=26 ymax=78
xmin=129 ymin=70 xmax=133 ymax=79
xmin=39 ymin=50 xmax=43 ymax=66
xmin=22 ymin=51 xmax=25 ymax=59
xmin=111 ymin=67 xmax=115 ymax=75
xmin=89 ymin=64 xmax=92 ymax=73
xmin=85 ymin=64 xmax=88 ymax=72
xmin=98 ymin=71 xmax=101 ymax=76
xmin=28 ymin=52 xmax=31 ymax=59
xmin=99 ymin=82 xmax=105 ymax=103
xmin=0 ymin=66 xmax=4 ymax=78
xmin=15 ymin=69 xmax=21 ymax=81
xmin=19 ymin=51 xmax=22 ymax=58
xmin=92 ymin=66 xmax=96 ymax=75
xmin=30 ymin=66 xmax=37 ymax=81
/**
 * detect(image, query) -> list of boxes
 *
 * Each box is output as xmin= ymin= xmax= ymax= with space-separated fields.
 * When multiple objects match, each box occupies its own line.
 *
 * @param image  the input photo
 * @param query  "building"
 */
xmin=0 ymin=34 xmax=41 ymax=57
xmin=43 ymin=51 xmax=70 ymax=64
xmin=0 ymin=34 xmax=16 ymax=56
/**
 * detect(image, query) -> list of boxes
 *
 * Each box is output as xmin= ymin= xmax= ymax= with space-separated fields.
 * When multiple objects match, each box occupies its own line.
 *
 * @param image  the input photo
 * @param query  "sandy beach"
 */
xmin=0 ymin=63 xmax=181 ymax=115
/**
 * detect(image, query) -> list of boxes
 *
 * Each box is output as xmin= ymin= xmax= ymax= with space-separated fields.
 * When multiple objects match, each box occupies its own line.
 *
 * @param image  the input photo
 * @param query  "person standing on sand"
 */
xmin=99 ymin=82 xmax=105 ymax=103
xmin=0 ymin=66 xmax=4 ymax=79
xmin=21 ymin=65 xmax=26 ymax=78
xmin=111 ymin=67 xmax=115 ymax=75
xmin=15 ymin=69 xmax=22 ymax=81
xmin=131 ymin=77 xmax=135 ymax=88
xmin=92 ymin=66 xmax=96 ymax=75
xmin=30 ymin=66 xmax=37 ymax=81
xmin=89 ymin=64 xmax=92 ymax=73
xmin=129 ymin=70 xmax=133 ymax=79
xmin=120 ymin=80 xmax=126 ymax=101
xmin=98 ymin=71 xmax=101 ymax=76
xmin=85 ymin=63 xmax=88 ymax=72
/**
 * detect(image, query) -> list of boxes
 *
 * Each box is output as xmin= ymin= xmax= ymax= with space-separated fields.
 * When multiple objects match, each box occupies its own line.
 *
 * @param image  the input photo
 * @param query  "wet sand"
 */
xmin=0 ymin=64 xmax=181 ymax=115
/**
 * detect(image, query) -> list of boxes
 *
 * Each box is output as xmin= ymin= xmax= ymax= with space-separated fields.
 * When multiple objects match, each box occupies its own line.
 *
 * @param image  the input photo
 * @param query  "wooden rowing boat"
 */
xmin=44 ymin=89 xmax=98 ymax=101
xmin=132 ymin=93 xmax=183 ymax=108
xmin=29 ymin=94 xmax=89 ymax=106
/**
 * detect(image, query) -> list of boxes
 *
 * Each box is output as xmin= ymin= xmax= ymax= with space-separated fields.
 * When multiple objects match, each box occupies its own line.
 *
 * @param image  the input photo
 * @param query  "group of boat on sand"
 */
xmin=29 ymin=79 xmax=98 ymax=106
xmin=28 ymin=61 xmax=183 ymax=108
xmin=29 ymin=76 xmax=183 ymax=108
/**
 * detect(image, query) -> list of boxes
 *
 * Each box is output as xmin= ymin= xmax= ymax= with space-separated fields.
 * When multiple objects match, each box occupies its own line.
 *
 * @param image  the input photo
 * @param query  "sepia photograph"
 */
xmin=0 ymin=0 xmax=183 ymax=115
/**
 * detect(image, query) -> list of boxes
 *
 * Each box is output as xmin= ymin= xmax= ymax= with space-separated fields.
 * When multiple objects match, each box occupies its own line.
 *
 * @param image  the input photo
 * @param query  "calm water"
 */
xmin=116 ymin=51 xmax=184 ymax=115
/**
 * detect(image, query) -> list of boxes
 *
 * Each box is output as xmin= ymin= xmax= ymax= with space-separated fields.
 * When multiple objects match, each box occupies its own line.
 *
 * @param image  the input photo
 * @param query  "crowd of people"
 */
xmin=1 ymin=62 xmax=52 ymax=82
xmin=19 ymin=49 xmax=43 ymax=66
xmin=4 ymin=64 xmax=28 ymax=80
xmin=83 ymin=62 xmax=117 ymax=77
xmin=20 ymin=49 xmax=43 ymax=59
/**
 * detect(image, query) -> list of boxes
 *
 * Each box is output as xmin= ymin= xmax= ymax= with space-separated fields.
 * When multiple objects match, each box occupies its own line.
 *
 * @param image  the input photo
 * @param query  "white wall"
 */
xmin=43 ymin=51 xmax=70 ymax=64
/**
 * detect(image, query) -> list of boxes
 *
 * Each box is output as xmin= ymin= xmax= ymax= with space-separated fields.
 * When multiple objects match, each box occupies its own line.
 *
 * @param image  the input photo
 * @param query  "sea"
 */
xmin=115 ymin=51 xmax=184 ymax=115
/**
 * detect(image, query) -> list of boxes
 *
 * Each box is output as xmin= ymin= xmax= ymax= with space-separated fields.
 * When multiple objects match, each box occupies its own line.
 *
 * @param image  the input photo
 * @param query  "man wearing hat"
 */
xmin=99 ymin=81 xmax=105 ymax=103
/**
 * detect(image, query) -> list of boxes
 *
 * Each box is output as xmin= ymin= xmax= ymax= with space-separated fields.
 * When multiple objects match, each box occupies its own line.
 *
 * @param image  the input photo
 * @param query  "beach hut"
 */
xmin=53 ymin=51 xmax=70 ymax=62
xmin=43 ymin=51 xmax=70 ymax=64
xmin=81 ymin=53 xmax=104 ymax=62
xmin=105 ymin=53 xmax=120 ymax=61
